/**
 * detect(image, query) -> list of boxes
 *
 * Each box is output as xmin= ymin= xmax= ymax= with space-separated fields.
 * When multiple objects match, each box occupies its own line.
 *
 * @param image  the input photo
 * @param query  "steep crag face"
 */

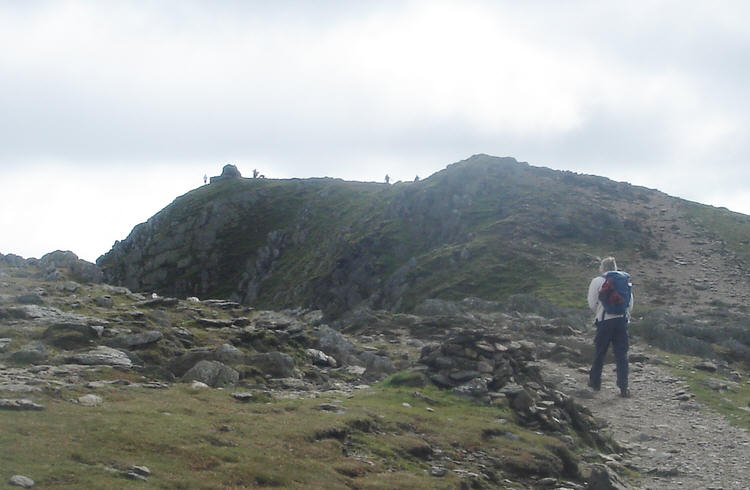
xmin=97 ymin=154 xmax=750 ymax=318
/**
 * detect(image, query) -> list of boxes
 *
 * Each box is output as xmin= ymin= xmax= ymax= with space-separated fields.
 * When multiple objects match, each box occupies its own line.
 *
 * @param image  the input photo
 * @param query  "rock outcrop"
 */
xmin=209 ymin=164 xmax=242 ymax=183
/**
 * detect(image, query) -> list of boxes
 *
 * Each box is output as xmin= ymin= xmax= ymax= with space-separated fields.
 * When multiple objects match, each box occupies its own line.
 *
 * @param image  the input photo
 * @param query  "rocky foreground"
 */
xmin=1 ymin=252 xmax=749 ymax=488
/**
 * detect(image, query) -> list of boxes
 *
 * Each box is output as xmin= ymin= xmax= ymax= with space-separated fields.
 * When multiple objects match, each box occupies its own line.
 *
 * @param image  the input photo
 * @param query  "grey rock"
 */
xmin=167 ymin=344 xmax=245 ymax=377
xmin=16 ymin=293 xmax=44 ymax=305
xmin=586 ymin=464 xmax=626 ymax=490
xmin=167 ymin=348 xmax=216 ymax=377
xmin=142 ymin=382 xmax=169 ymax=389
xmin=306 ymin=348 xmax=338 ymax=368
xmin=0 ymin=338 xmax=12 ymax=352
xmin=0 ymin=399 xmax=44 ymax=410
xmin=704 ymin=378 xmax=735 ymax=391
xmin=414 ymin=298 xmax=462 ymax=316
xmin=8 ymin=341 xmax=47 ymax=364
xmin=9 ymin=475 xmax=35 ymax=488
xmin=39 ymin=250 xmax=103 ymax=283
xmin=171 ymin=326 xmax=195 ymax=343
xmin=133 ymin=297 xmax=179 ymax=308
xmin=449 ymin=370 xmax=480 ymax=382
xmin=0 ymin=253 xmax=26 ymax=267
xmin=124 ymin=471 xmax=148 ymax=482
xmin=78 ymin=394 xmax=103 ymax=407
xmin=317 ymin=403 xmax=346 ymax=413
xmin=195 ymin=317 xmax=235 ymax=328
xmin=105 ymin=330 xmax=163 ymax=349
xmin=453 ymin=378 xmax=489 ymax=398
xmin=4 ymin=305 xmax=61 ymax=321
xmin=210 ymin=163 xmax=242 ymax=183
xmin=430 ymin=373 xmax=457 ymax=388
xmin=344 ymin=365 xmax=366 ymax=375
xmin=694 ymin=360 xmax=718 ymax=372
xmin=43 ymin=320 xmax=102 ymax=349
xmin=214 ymin=343 xmax=246 ymax=364
xmin=273 ymin=377 xmax=311 ymax=390
xmin=316 ymin=325 xmax=358 ymax=364
xmin=93 ymin=295 xmax=113 ymax=307
xmin=182 ymin=360 xmax=239 ymax=387
xmin=231 ymin=392 xmax=254 ymax=402
xmin=628 ymin=353 xmax=649 ymax=363
xmin=66 ymin=346 xmax=133 ymax=368
xmin=0 ymin=384 xmax=42 ymax=393
xmin=129 ymin=465 xmax=151 ymax=476
xmin=246 ymin=352 xmax=295 ymax=378
xmin=359 ymin=351 xmax=395 ymax=379
xmin=201 ymin=299 xmax=243 ymax=309
xmin=504 ymin=385 xmax=535 ymax=412
xmin=56 ymin=281 xmax=80 ymax=292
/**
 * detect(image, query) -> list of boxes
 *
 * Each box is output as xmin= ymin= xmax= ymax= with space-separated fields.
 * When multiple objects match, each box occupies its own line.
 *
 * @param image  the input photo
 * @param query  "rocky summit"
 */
xmin=2 ymin=154 xmax=750 ymax=488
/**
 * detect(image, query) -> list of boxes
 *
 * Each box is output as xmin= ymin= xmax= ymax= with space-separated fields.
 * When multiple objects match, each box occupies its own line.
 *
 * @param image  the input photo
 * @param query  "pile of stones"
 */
xmin=417 ymin=329 xmax=614 ymax=448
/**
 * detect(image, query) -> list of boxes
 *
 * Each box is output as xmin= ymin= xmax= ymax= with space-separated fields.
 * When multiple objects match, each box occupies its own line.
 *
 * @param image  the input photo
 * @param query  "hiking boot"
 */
xmin=587 ymin=381 xmax=600 ymax=392
xmin=619 ymin=388 xmax=630 ymax=398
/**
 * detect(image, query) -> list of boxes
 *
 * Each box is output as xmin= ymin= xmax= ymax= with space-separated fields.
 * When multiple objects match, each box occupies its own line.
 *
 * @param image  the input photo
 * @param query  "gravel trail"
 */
xmin=545 ymin=354 xmax=750 ymax=489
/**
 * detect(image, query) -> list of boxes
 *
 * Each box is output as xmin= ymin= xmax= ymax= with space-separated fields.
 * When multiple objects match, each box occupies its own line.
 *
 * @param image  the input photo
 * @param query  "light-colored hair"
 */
xmin=599 ymin=256 xmax=617 ymax=273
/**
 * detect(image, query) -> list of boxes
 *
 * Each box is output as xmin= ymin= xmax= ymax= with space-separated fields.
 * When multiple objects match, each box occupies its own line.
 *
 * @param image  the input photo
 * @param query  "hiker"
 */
xmin=587 ymin=256 xmax=633 ymax=397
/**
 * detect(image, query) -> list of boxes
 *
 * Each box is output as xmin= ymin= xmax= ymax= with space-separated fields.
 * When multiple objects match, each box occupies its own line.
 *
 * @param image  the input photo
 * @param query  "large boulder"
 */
xmin=0 ymin=253 xmax=27 ymax=268
xmin=245 ymin=352 xmax=295 ymax=378
xmin=39 ymin=250 xmax=103 ymax=283
xmin=209 ymin=164 xmax=242 ymax=183
xmin=359 ymin=351 xmax=395 ymax=379
xmin=315 ymin=325 xmax=358 ymax=365
xmin=214 ymin=343 xmax=246 ymax=364
xmin=167 ymin=344 xmax=245 ymax=377
xmin=182 ymin=360 xmax=239 ymax=387
xmin=166 ymin=348 xmax=215 ymax=377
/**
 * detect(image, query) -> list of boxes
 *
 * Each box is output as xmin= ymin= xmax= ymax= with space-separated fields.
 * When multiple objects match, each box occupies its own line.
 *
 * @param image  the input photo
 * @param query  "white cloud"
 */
xmin=0 ymin=161 xmax=213 ymax=262
xmin=2 ymin=1 xmax=750 ymax=259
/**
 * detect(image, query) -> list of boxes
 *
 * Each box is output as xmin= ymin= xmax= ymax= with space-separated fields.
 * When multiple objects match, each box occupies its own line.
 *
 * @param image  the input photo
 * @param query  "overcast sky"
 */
xmin=2 ymin=1 xmax=749 ymax=262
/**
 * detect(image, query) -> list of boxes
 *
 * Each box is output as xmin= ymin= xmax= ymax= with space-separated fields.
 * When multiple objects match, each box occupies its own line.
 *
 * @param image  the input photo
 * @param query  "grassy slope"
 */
xmin=0 ymin=377 xmax=582 ymax=489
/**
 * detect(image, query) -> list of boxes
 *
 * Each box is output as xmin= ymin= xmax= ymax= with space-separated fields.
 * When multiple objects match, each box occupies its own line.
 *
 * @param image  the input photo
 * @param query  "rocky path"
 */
xmin=544 ymin=354 xmax=750 ymax=489
xmin=621 ymin=193 xmax=750 ymax=314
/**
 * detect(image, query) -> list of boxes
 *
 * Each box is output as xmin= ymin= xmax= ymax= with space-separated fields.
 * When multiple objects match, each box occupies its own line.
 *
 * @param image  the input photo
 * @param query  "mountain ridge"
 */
xmin=97 ymin=154 xmax=750 ymax=319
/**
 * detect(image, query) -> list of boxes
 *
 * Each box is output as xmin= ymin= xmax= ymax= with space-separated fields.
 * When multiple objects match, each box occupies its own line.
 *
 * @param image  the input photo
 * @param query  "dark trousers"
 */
xmin=589 ymin=316 xmax=629 ymax=390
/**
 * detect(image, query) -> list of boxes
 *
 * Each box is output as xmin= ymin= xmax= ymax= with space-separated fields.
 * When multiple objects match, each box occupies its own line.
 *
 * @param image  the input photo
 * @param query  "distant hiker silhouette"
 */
xmin=587 ymin=256 xmax=634 ymax=397
xmin=385 ymin=174 xmax=390 ymax=184
xmin=203 ymin=174 xmax=207 ymax=184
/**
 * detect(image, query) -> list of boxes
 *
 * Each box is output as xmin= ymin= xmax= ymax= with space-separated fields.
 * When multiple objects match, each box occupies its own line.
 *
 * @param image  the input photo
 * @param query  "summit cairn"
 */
xmin=210 ymin=164 xmax=242 ymax=184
